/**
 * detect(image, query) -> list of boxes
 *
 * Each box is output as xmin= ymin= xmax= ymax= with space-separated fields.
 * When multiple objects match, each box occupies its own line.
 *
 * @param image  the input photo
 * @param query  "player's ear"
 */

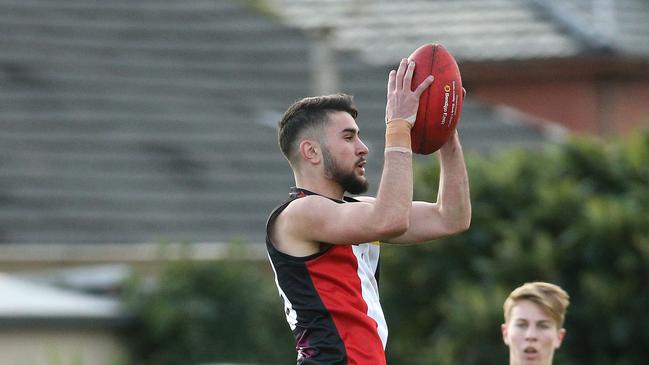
xmin=555 ymin=328 xmax=566 ymax=349
xmin=501 ymin=323 xmax=510 ymax=346
xmin=299 ymin=139 xmax=321 ymax=164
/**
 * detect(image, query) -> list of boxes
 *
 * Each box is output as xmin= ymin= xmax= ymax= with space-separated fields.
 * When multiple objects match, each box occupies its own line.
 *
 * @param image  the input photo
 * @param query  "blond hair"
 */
xmin=503 ymin=282 xmax=570 ymax=328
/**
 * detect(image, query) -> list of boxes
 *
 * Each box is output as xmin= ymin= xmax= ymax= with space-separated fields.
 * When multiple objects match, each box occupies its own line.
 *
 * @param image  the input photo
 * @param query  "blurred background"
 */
xmin=0 ymin=0 xmax=647 ymax=364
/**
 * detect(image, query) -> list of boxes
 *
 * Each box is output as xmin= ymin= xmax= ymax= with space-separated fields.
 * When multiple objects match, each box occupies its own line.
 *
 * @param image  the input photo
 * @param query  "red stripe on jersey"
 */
xmin=305 ymin=245 xmax=386 ymax=365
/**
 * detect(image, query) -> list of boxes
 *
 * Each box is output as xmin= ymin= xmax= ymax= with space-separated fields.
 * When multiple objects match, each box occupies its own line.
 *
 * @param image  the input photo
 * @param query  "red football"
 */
xmin=408 ymin=44 xmax=464 ymax=154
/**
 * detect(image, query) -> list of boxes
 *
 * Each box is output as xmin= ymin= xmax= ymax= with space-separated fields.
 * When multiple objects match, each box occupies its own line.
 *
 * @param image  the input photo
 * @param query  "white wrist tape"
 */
xmin=384 ymin=146 xmax=413 ymax=155
xmin=386 ymin=114 xmax=416 ymax=125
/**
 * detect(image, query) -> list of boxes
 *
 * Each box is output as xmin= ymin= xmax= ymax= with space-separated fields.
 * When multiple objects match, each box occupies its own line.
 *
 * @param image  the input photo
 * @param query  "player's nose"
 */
xmin=357 ymin=138 xmax=369 ymax=156
xmin=524 ymin=326 xmax=538 ymax=341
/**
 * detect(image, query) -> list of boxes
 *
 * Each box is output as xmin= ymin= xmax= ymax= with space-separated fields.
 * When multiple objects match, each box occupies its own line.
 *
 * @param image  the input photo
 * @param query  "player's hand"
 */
xmin=385 ymin=58 xmax=434 ymax=126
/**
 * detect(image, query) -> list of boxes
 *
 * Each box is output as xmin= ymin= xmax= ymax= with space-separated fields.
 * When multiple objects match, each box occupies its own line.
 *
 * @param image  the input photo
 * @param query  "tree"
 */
xmin=381 ymin=128 xmax=649 ymax=365
xmin=123 ymin=257 xmax=294 ymax=365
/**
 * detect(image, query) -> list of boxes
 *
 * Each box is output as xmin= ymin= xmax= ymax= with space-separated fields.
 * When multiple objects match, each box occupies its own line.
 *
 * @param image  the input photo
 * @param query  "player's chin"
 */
xmin=354 ymin=173 xmax=368 ymax=186
xmin=359 ymin=176 xmax=369 ymax=188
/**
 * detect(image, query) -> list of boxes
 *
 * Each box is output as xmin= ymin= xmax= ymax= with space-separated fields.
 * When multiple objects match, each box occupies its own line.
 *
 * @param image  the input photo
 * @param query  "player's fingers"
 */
xmin=387 ymin=70 xmax=396 ymax=95
xmin=402 ymin=60 xmax=415 ymax=91
xmin=395 ymin=58 xmax=407 ymax=91
xmin=414 ymin=75 xmax=434 ymax=97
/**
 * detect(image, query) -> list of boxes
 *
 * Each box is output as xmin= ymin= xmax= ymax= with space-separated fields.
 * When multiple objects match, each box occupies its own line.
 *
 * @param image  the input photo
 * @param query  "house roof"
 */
xmin=267 ymin=0 xmax=649 ymax=64
xmin=0 ymin=0 xmax=559 ymax=246
xmin=0 ymin=273 xmax=123 ymax=323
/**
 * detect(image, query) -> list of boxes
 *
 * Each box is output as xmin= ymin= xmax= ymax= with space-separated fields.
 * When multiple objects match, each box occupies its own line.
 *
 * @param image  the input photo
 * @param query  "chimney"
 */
xmin=308 ymin=26 xmax=339 ymax=95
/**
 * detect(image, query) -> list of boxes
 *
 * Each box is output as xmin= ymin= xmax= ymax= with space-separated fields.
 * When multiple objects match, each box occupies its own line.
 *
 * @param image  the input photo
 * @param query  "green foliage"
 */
xmin=123 ymin=259 xmax=294 ymax=365
xmin=382 ymin=128 xmax=649 ymax=365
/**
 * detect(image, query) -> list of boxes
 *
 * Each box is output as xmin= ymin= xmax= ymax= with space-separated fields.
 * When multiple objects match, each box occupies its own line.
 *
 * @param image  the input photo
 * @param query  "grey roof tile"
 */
xmin=268 ymin=0 xmax=649 ymax=63
xmin=0 ymin=274 xmax=123 ymax=319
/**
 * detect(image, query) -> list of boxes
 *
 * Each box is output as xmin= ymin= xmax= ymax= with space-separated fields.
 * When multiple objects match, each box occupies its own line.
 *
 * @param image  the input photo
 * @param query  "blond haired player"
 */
xmin=502 ymin=282 xmax=570 ymax=365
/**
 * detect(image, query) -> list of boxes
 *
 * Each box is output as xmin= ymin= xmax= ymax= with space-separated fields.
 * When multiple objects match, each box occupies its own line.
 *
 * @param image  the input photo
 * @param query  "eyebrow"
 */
xmin=340 ymin=128 xmax=359 ymax=135
xmin=514 ymin=318 xmax=553 ymax=325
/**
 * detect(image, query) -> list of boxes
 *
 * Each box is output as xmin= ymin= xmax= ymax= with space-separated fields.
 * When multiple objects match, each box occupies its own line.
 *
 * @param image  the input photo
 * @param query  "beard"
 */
xmin=322 ymin=146 xmax=369 ymax=195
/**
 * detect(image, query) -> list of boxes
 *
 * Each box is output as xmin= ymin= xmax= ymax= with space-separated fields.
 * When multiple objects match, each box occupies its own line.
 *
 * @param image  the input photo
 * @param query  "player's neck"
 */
xmin=294 ymin=172 xmax=344 ymax=201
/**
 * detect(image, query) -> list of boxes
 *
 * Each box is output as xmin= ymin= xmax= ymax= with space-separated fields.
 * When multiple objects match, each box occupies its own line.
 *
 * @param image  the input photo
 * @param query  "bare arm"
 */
xmin=358 ymin=130 xmax=471 ymax=244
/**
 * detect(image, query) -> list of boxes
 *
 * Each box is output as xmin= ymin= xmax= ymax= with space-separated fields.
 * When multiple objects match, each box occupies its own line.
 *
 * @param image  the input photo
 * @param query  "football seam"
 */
xmin=424 ymin=44 xmax=437 ymax=154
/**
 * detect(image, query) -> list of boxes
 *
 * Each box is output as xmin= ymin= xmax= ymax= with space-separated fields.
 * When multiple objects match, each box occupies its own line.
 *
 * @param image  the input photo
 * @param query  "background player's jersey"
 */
xmin=266 ymin=187 xmax=387 ymax=365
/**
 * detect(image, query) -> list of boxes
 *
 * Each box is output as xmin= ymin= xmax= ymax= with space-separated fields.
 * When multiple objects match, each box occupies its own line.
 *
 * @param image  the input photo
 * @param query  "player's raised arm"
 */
xmin=366 ymin=44 xmax=470 ymax=245
xmin=356 ymin=129 xmax=470 ymax=245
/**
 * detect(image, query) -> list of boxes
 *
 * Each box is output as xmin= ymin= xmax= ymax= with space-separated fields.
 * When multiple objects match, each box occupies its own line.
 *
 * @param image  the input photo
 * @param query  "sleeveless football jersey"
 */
xmin=266 ymin=187 xmax=387 ymax=365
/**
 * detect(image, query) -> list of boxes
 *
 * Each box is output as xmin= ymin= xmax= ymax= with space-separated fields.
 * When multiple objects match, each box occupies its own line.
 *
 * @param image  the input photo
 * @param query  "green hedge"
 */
xmin=123 ymin=128 xmax=649 ymax=365
xmin=381 ymin=128 xmax=649 ymax=365
xmin=123 ymin=259 xmax=294 ymax=365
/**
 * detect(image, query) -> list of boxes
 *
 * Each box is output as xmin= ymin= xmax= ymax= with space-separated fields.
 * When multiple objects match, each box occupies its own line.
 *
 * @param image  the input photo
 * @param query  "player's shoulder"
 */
xmin=282 ymin=194 xmax=336 ymax=217
xmin=272 ymin=195 xmax=336 ymax=240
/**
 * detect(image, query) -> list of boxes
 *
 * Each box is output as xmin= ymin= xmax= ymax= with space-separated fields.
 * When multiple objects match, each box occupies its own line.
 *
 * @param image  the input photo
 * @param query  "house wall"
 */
xmin=0 ymin=327 xmax=128 ymax=365
xmin=607 ymin=80 xmax=649 ymax=135
xmin=467 ymin=62 xmax=649 ymax=136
